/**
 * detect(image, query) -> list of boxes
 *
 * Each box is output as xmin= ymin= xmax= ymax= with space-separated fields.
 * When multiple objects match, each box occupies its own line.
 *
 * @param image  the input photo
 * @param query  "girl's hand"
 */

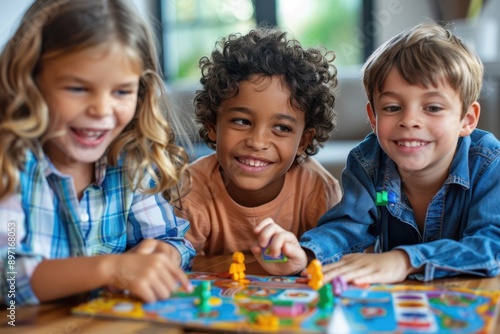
xmin=31 ymin=249 xmax=191 ymax=304
xmin=320 ymin=250 xmax=415 ymax=285
xmin=108 ymin=244 xmax=192 ymax=302
xmin=251 ymin=218 xmax=308 ymax=276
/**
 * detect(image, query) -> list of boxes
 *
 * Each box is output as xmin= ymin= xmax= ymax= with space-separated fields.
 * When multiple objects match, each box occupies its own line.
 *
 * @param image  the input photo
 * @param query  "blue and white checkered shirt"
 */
xmin=0 ymin=148 xmax=195 ymax=305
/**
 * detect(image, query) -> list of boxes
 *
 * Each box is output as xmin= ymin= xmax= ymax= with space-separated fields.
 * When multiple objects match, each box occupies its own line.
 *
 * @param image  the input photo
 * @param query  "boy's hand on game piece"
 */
xmin=251 ymin=218 xmax=308 ymax=275
xmin=320 ymin=250 xmax=415 ymax=285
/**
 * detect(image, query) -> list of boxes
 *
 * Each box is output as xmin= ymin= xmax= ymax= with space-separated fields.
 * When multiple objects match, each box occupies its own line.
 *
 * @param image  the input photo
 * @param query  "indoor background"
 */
xmin=1 ymin=0 xmax=498 ymax=180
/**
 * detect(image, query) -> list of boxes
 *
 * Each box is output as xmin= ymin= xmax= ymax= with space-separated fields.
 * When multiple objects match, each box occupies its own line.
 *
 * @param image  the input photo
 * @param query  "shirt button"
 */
xmin=80 ymin=213 xmax=90 ymax=222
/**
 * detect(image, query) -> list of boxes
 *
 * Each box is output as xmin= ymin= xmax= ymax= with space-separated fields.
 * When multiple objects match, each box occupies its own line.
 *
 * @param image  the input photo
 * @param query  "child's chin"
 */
xmin=68 ymin=148 xmax=107 ymax=164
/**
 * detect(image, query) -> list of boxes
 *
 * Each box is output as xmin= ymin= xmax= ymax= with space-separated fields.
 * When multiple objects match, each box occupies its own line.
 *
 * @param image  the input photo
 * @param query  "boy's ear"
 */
xmin=297 ymin=128 xmax=315 ymax=156
xmin=207 ymin=124 xmax=217 ymax=142
xmin=366 ymin=102 xmax=376 ymax=133
xmin=460 ymin=102 xmax=480 ymax=137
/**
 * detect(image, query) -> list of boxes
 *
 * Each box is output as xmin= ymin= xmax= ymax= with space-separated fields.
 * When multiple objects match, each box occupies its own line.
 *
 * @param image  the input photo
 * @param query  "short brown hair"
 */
xmin=362 ymin=22 xmax=484 ymax=117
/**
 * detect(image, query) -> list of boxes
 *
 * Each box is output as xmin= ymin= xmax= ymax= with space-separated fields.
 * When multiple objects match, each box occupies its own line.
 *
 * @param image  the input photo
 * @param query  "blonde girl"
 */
xmin=0 ymin=0 xmax=195 ymax=306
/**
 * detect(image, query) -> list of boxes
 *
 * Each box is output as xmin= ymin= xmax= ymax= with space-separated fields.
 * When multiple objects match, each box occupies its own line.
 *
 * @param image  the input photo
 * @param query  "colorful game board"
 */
xmin=72 ymin=272 xmax=500 ymax=333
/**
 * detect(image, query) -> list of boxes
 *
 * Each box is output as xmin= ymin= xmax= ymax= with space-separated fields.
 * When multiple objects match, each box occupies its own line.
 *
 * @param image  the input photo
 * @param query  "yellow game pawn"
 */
xmin=254 ymin=313 xmax=279 ymax=331
xmin=229 ymin=251 xmax=246 ymax=281
xmin=306 ymin=259 xmax=324 ymax=290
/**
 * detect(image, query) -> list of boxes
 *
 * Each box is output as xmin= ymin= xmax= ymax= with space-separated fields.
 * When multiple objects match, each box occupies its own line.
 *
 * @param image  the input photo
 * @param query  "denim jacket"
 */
xmin=301 ymin=130 xmax=500 ymax=281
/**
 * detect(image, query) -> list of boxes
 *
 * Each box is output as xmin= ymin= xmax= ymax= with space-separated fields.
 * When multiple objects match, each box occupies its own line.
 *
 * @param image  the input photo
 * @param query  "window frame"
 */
xmin=155 ymin=0 xmax=374 ymax=83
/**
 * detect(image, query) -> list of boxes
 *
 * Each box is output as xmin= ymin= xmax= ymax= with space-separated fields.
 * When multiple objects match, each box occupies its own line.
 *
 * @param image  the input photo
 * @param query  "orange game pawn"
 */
xmin=229 ymin=251 xmax=246 ymax=281
xmin=306 ymin=259 xmax=324 ymax=290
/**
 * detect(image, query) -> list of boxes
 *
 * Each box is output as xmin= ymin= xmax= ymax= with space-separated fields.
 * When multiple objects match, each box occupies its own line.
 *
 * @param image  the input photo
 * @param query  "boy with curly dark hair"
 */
xmin=175 ymin=27 xmax=342 ymax=255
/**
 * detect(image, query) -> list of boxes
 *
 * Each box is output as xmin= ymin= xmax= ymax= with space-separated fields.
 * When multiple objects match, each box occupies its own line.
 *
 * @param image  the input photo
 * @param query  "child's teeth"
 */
xmin=239 ymin=158 xmax=269 ymax=167
xmin=398 ymin=141 xmax=425 ymax=147
xmin=75 ymin=129 xmax=105 ymax=139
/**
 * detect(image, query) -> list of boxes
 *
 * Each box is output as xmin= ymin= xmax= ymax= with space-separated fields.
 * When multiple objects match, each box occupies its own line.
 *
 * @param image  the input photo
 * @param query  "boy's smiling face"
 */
xmin=208 ymin=75 xmax=313 ymax=207
xmin=367 ymin=67 xmax=479 ymax=179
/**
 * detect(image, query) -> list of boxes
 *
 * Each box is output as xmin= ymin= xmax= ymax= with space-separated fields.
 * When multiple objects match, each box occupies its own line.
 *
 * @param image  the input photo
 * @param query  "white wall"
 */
xmin=0 ymin=0 xmax=32 ymax=50
xmin=482 ymin=0 xmax=500 ymax=29
xmin=373 ymin=0 xmax=435 ymax=46
xmin=373 ymin=0 xmax=500 ymax=63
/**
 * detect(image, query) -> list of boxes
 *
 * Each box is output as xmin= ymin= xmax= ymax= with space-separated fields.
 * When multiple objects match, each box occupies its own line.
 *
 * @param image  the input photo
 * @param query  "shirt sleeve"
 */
xmin=127 ymin=191 xmax=196 ymax=270
xmin=175 ymin=201 xmax=210 ymax=256
xmin=300 ymin=154 xmax=378 ymax=263
xmin=0 ymin=194 xmax=42 ymax=306
xmin=323 ymin=172 xmax=343 ymax=210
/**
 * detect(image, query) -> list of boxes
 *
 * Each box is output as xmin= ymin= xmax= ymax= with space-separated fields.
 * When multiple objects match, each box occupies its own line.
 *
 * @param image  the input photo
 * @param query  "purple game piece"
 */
xmin=332 ymin=276 xmax=347 ymax=296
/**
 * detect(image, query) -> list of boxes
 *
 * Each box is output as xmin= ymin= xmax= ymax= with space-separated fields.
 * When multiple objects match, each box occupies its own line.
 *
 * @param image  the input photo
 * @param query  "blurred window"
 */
xmin=277 ymin=0 xmax=364 ymax=67
xmin=160 ymin=0 xmax=365 ymax=83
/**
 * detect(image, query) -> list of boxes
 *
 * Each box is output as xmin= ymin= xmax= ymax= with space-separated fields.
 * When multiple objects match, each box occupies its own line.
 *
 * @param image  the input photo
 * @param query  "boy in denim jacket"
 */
xmin=252 ymin=22 xmax=500 ymax=283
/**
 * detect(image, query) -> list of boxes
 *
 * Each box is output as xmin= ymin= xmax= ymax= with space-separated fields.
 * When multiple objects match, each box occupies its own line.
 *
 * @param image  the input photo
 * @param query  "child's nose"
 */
xmin=398 ymin=109 xmax=421 ymax=128
xmin=245 ymin=129 xmax=271 ymax=150
xmin=87 ymin=94 xmax=113 ymax=117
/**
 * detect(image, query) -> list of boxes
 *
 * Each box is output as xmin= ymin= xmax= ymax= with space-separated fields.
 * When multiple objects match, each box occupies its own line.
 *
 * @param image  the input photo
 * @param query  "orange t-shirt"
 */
xmin=175 ymin=154 xmax=342 ymax=255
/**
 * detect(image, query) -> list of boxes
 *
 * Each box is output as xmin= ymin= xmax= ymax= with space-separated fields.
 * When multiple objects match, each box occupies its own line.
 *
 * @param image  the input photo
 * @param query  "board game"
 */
xmin=72 ymin=271 xmax=500 ymax=333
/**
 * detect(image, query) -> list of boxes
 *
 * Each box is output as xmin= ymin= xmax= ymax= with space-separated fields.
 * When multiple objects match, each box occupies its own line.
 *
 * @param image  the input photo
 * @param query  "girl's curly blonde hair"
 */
xmin=0 ymin=0 xmax=189 ymax=200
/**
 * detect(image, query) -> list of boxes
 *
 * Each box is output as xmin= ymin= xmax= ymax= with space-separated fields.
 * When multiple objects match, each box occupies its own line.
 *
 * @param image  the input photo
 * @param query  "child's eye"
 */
xmin=232 ymin=119 xmax=251 ymax=126
xmin=66 ymin=86 xmax=86 ymax=93
xmin=383 ymin=105 xmax=401 ymax=112
xmin=115 ymin=89 xmax=134 ymax=97
xmin=425 ymin=105 xmax=442 ymax=112
xmin=274 ymin=124 xmax=292 ymax=133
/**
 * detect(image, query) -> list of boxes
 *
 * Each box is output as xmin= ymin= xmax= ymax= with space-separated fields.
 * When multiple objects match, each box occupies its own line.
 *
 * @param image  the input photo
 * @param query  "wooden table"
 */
xmin=1 ymin=255 xmax=499 ymax=333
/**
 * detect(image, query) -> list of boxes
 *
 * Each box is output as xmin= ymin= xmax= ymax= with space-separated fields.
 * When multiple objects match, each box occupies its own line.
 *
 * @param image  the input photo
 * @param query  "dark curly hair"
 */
xmin=195 ymin=26 xmax=338 ymax=159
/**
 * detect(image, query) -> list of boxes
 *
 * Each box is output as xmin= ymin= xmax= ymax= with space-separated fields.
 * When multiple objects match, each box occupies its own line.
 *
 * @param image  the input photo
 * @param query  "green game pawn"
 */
xmin=376 ymin=190 xmax=388 ymax=206
xmin=195 ymin=281 xmax=211 ymax=313
xmin=318 ymin=283 xmax=334 ymax=309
